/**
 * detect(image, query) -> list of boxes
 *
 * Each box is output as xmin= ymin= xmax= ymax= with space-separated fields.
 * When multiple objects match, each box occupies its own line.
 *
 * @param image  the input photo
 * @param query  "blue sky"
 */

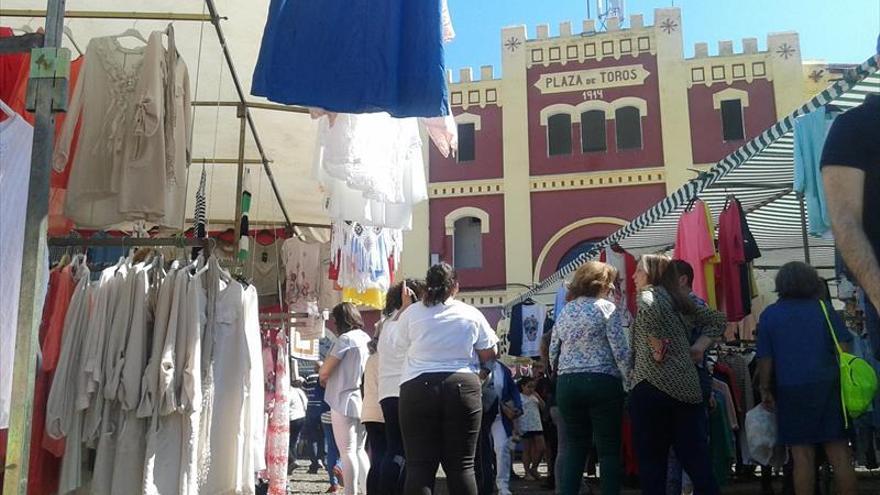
xmin=446 ymin=0 xmax=880 ymax=74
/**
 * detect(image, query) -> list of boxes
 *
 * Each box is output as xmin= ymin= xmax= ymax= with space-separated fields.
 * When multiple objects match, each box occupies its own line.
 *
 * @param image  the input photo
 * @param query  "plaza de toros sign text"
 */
xmin=534 ymin=64 xmax=651 ymax=94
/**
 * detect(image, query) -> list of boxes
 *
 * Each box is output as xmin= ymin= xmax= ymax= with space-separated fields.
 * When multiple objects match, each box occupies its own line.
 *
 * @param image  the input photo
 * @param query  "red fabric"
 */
xmin=0 ymin=27 xmax=28 ymax=119
xmin=717 ymin=202 xmax=746 ymax=322
xmin=0 ymin=268 xmax=75 ymax=494
xmin=713 ymin=362 xmax=743 ymax=415
xmin=255 ymin=229 xmax=277 ymax=246
xmin=329 ymin=249 xmax=340 ymax=282
xmin=7 ymin=54 xmax=85 ymax=235
xmin=673 ymin=201 xmax=716 ymax=302
xmin=599 ymin=245 xmax=638 ymax=317
xmin=28 ymin=266 xmax=75 ymax=494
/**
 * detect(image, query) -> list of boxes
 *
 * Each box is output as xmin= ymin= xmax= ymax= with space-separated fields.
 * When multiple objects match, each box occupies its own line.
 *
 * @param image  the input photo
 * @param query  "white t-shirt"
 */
xmin=394 ymin=299 xmax=498 ymax=385
xmin=520 ymin=303 xmax=547 ymax=358
xmin=377 ymin=316 xmax=405 ymax=401
xmin=324 ymin=329 xmax=371 ymax=418
xmin=0 ymin=113 xmax=34 ymax=429
xmin=289 ymin=387 xmax=309 ymax=421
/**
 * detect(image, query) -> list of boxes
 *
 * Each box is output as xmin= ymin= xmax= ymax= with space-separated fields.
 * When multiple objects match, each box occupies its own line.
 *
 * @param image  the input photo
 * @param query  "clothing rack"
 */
xmin=47 ymin=236 xmax=217 ymax=249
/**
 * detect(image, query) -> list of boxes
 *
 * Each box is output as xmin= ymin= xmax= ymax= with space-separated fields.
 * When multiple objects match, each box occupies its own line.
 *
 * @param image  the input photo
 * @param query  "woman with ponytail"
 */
xmin=629 ymin=254 xmax=726 ymax=495
xmin=394 ymin=263 xmax=498 ymax=495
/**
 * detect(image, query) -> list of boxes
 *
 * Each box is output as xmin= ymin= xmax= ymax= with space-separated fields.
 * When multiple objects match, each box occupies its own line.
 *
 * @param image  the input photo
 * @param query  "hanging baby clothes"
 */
xmin=282 ymin=235 xmax=330 ymax=344
xmin=794 ymin=108 xmax=837 ymax=237
xmin=251 ymin=0 xmax=450 ymax=117
xmin=314 ymin=114 xmax=428 ymax=230
xmin=248 ymin=233 xmax=284 ymax=299
xmin=0 ymin=102 xmax=34 ymax=430
xmin=330 ymin=222 xmax=403 ymax=310
xmin=674 ymin=200 xmax=718 ymax=307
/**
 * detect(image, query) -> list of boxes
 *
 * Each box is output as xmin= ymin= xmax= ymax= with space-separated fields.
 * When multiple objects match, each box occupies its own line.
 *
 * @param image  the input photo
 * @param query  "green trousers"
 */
xmin=556 ymin=372 xmax=625 ymax=495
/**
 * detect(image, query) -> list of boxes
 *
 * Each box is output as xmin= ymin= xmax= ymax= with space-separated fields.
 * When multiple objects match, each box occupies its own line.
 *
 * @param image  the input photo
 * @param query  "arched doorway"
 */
xmin=556 ymin=238 xmax=602 ymax=271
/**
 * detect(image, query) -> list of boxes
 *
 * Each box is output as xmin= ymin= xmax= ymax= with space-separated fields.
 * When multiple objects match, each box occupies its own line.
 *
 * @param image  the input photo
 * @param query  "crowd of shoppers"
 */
xmin=287 ymin=252 xmax=865 ymax=495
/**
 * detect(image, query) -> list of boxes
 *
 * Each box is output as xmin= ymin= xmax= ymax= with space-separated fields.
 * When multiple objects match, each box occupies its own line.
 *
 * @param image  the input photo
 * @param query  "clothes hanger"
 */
xmin=63 ymin=25 xmax=83 ymax=56
xmin=111 ymin=27 xmax=148 ymax=45
xmin=0 ymin=99 xmax=16 ymax=119
xmin=16 ymin=18 xmax=36 ymax=34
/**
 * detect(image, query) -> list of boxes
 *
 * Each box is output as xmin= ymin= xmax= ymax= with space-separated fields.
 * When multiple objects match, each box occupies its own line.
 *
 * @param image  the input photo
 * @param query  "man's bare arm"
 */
xmin=823 ymin=166 xmax=880 ymax=308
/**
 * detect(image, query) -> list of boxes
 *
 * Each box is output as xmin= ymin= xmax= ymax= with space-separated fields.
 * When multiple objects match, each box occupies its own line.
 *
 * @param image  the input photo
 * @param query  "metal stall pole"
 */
xmin=233 ymin=104 xmax=247 ymax=243
xmin=2 ymin=1 xmax=68 ymax=493
xmin=797 ymin=192 xmax=812 ymax=265
xmin=203 ymin=0 xmax=295 ymax=233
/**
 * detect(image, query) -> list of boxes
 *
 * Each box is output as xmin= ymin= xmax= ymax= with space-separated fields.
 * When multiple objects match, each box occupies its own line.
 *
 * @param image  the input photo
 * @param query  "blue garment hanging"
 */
xmin=251 ymin=0 xmax=449 ymax=118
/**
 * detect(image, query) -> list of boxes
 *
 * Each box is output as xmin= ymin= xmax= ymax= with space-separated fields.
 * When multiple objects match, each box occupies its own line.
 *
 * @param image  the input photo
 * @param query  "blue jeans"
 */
xmin=324 ymin=422 xmax=342 ymax=486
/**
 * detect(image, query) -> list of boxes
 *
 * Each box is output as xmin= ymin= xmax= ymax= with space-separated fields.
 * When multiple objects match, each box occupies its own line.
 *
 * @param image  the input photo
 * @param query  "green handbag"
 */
xmin=820 ymin=300 xmax=879 ymax=425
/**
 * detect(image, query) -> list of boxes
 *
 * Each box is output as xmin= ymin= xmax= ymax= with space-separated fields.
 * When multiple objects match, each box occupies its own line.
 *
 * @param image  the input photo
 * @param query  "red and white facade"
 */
xmin=400 ymin=7 xmax=807 ymax=325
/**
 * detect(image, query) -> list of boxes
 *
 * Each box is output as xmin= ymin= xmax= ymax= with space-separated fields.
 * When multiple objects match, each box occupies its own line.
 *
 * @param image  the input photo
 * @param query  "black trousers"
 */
xmin=380 ymin=397 xmax=406 ymax=495
xmin=365 ymin=422 xmax=387 ymax=495
xmin=400 ymin=372 xmax=482 ymax=495
xmin=289 ymin=418 xmax=305 ymax=469
xmin=629 ymin=382 xmax=719 ymax=495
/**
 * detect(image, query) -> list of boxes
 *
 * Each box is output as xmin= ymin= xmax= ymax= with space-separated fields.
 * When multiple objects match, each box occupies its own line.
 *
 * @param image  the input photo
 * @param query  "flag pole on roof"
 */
xmin=504 ymin=54 xmax=879 ymax=313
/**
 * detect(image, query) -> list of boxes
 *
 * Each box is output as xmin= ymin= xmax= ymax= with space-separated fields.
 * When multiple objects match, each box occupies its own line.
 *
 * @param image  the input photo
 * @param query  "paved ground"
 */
xmin=289 ymin=463 xmax=880 ymax=494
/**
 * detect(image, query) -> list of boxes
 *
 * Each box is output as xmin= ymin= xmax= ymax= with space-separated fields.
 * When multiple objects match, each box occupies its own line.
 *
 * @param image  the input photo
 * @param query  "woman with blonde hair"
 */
xmin=629 ymin=254 xmax=726 ymax=495
xmin=549 ymin=261 xmax=631 ymax=495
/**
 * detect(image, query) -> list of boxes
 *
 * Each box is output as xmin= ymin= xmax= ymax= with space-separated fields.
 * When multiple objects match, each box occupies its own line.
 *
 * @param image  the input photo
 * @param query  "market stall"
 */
xmin=0 ymin=1 xmax=453 ymax=493
xmin=506 ymin=55 xmax=879 ymax=311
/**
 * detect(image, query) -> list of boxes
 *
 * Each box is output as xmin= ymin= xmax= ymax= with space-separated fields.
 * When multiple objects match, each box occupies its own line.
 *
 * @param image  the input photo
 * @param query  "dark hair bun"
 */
xmin=424 ymin=262 xmax=458 ymax=306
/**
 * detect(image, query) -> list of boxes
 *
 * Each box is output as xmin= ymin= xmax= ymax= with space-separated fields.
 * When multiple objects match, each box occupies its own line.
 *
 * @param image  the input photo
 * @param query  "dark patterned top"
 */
xmin=631 ymin=286 xmax=726 ymax=404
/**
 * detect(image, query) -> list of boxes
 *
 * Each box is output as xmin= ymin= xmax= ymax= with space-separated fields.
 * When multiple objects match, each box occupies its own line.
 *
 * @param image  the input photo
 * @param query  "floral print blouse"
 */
xmin=549 ymin=297 xmax=632 ymax=383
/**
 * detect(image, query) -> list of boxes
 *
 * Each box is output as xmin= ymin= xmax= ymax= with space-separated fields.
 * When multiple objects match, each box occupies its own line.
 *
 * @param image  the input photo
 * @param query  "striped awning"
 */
xmin=505 ymin=54 xmax=879 ymax=311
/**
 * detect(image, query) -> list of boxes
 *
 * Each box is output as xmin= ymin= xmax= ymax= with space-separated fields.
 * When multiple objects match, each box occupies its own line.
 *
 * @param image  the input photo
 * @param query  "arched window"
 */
xmin=547 ymin=113 xmax=572 ymax=156
xmin=453 ymin=217 xmax=483 ymax=269
xmin=615 ymin=106 xmax=643 ymax=150
xmin=580 ymin=110 xmax=607 ymax=152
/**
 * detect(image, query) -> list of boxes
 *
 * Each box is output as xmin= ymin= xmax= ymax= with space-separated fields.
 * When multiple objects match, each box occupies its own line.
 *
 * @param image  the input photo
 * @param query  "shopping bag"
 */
xmin=746 ymin=405 xmax=780 ymax=466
